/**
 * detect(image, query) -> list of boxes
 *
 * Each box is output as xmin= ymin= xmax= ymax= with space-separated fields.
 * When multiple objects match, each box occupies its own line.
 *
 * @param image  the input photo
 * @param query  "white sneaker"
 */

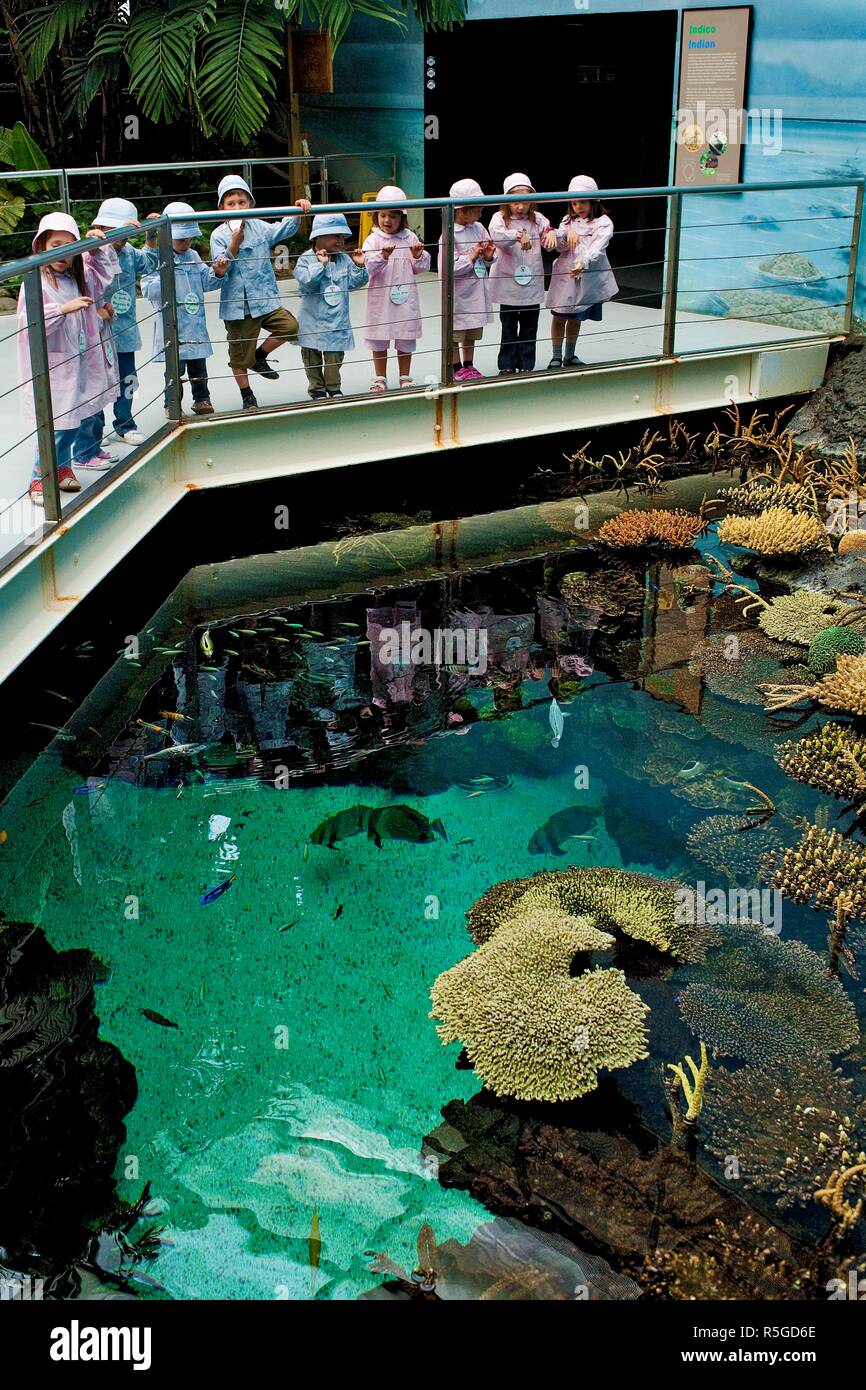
xmin=118 ymin=431 xmax=145 ymax=446
xmin=74 ymin=456 xmax=112 ymax=471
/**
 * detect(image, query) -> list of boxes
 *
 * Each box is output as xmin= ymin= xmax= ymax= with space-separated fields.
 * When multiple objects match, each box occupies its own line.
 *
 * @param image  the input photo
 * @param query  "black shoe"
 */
xmin=548 ymin=355 xmax=562 ymax=369
xmin=562 ymin=355 xmax=584 ymax=367
xmin=252 ymin=351 xmax=279 ymax=380
xmin=240 ymin=388 xmax=258 ymax=411
xmin=192 ymin=398 xmax=214 ymax=416
xmin=327 ymin=389 xmax=343 ymax=398
xmin=309 ymin=388 xmax=328 ymax=400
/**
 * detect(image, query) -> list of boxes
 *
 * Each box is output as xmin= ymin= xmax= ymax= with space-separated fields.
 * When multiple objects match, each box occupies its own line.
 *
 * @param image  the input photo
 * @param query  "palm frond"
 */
xmin=19 ymin=0 xmax=96 ymax=80
xmin=197 ymin=0 xmax=284 ymax=144
xmin=125 ymin=0 xmax=213 ymax=127
xmin=0 ymin=187 xmax=26 ymax=235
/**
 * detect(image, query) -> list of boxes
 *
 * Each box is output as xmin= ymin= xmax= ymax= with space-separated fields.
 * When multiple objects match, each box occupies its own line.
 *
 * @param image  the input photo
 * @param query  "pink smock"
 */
xmin=438 ymin=221 xmax=495 ymax=330
xmin=487 ymin=210 xmax=551 ymax=307
xmin=18 ymin=243 xmax=120 ymax=430
xmin=545 ymin=214 xmax=618 ymax=312
xmin=362 ymin=227 xmax=430 ymax=345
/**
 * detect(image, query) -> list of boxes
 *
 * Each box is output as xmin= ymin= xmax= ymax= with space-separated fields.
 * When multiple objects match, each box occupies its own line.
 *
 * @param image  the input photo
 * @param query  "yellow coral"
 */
xmin=838 ymin=530 xmax=866 ymax=555
xmin=717 ymin=506 xmax=830 ymax=556
xmin=597 ymin=508 xmax=705 ymax=551
xmin=761 ymin=653 xmax=866 ymax=715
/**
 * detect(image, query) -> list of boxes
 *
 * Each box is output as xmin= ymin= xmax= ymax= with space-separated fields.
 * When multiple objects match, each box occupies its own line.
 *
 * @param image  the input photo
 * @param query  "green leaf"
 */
xmin=125 ymin=0 xmax=212 ymax=126
xmin=0 ymin=187 xmax=26 ymax=234
xmin=197 ymin=0 xmax=284 ymax=144
xmin=19 ymin=0 xmax=95 ymax=81
xmin=10 ymin=120 xmax=49 ymax=173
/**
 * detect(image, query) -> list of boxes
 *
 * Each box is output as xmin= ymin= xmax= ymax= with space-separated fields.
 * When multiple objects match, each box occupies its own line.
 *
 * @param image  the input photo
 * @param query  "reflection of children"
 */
xmin=488 ymin=173 xmax=550 ymax=374
xmin=440 ymin=178 xmax=496 ymax=381
xmin=362 ymin=185 xmax=430 ymax=391
xmin=210 ymin=174 xmax=312 ymax=411
xmin=294 ymin=214 xmax=369 ymax=400
xmin=544 ymin=175 xmax=617 ymax=369
xmin=141 ymin=203 xmax=228 ymax=416
xmin=19 ymin=213 xmax=119 ymax=505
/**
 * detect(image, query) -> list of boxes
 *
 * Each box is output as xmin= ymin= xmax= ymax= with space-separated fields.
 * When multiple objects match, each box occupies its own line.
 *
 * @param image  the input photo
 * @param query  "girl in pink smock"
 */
xmin=488 ymin=173 xmax=551 ymax=374
xmin=439 ymin=178 xmax=496 ymax=381
xmin=362 ymin=184 xmax=430 ymax=391
xmin=543 ymin=174 xmax=618 ymax=369
xmin=18 ymin=213 xmax=119 ymax=505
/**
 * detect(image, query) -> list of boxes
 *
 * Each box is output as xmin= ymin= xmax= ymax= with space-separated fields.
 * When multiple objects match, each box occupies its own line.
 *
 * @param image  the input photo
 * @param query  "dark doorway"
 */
xmin=424 ymin=9 xmax=678 ymax=306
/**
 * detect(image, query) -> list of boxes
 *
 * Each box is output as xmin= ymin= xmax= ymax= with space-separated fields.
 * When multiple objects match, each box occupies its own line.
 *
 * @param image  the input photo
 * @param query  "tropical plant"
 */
xmin=0 ymin=120 xmax=52 ymax=234
xmin=9 ymin=0 xmax=467 ymax=150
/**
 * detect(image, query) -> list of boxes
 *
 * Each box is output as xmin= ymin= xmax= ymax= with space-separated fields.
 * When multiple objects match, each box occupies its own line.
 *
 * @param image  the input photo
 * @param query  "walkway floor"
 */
xmin=0 ymin=272 xmax=815 ymax=569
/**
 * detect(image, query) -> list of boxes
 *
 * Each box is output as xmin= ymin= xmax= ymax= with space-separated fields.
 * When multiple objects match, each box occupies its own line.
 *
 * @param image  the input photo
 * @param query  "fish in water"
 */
xmin=73 ymin=783 xmax=105 ymax=795
xmin=456 ymin=838 xmax=475 ymax=846
xmin=310 ymin=804 xmax=447 ymax=850
xmin=141 ymin=1008 xmax=179 ymax=1030
xmin=142 ymin=741 xmax=211 ymax=762
xmin=279 ymin=918 xmax=302 ymax=933
xmin=528 ymin=804 xmax=602 ymax=855
xmin=309 ymin=1206 xmax=321 ymax=1294
xmin=160 ymin=711 xmax=188 ymax=722
xmin=333 ymin=904 xmax=344 ymax=921
xmin=549 ymin=698 xmax=566 ymax=748
xmin=200 ymin=874 xmax=237 ymax=905
xmin=456 ymin=774 xmax=512 ymax=793
xmin=200 ymin=629 xmax=214 ymax=658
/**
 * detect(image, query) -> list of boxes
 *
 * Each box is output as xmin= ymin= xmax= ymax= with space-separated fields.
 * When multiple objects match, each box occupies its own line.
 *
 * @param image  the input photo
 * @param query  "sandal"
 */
xmin=370 ymin=376 xmax=387 ymax=392
xmin=399 ymin=376 xmax=415 ymax=389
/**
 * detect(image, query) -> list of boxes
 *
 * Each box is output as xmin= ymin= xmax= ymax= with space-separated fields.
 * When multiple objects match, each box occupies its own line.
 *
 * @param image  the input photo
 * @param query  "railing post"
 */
xmin=319 ymin=157 xmax=329 ymax=206
xmin=24 ymin=267 xmax=62 ymax=524
xmin=843 ymin=181 xmax=864 ymax=337
xmin=157 ymin=220 xmax=183 ymax=424
xmin=440 ymin=202 xmax=455 ymax=388
xmin=662 ymin=191 xmax=682 ymax=359
xmin=242 ymin=160 xmax=253 ymax=196
xmin=59 ymin=170 xmax=70 ymax=214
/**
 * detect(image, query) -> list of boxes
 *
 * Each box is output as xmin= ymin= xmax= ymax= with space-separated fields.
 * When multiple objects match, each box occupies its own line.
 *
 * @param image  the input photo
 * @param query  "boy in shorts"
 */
xmin=210 ymin=174 xmax=311 ymax=410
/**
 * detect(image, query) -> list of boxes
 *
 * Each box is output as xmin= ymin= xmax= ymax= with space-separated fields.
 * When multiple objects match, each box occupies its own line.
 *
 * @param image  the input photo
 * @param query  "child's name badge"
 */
xmin=111 ymin=289 xmax=132 ymax=315
xmin=78 ymin=329 xmax=87 ymax=354
xmin=513 ymin=263 xmax=532 ymax=287
xmin=389 ymin=283 xmax=409 ymax=305
xmin=183 ymin=293 xmax=200 ymax=315
xmin=323 ymin=282 xmax=343 ymax=306
xmin=473 ymin=259 xmax=487 ymax=279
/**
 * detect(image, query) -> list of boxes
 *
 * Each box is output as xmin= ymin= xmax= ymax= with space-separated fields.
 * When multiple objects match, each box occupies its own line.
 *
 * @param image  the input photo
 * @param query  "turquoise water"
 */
xmin=1 ymin=539 xmax=863 ymax=1299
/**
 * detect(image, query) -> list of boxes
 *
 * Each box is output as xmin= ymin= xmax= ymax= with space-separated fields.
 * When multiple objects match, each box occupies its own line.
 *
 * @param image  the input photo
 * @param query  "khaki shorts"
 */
xmin=453 ymin=327 xmax=483 ymax=345
xmin=226 ymin=307 xmax=298 ymax=369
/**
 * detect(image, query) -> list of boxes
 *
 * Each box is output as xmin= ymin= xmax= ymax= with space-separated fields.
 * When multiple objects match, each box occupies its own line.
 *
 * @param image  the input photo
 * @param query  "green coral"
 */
xmin=758 ymin=591 xmax=855 ymax=646
xmin=429 ymin=916 xmax=649 ymax=1101
xmin=775 ymin=722 xmax=866 ymax=802
xmin=467 ymin=866 xmax=701 ymax=960
xmin=807 ymin=626 xmax=866 ymax=675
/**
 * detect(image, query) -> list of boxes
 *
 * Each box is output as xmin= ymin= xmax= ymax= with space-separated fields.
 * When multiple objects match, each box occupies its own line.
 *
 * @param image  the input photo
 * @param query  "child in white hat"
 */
xmin=487 ymin=174 xmax=551 ymax=374
xmin=542 ymin=175 xmax=618 ymax=368
xmin=294 ymin=213 xmax=369 ymax=399
xmin=140 ymin=203 xmax=229 ymax=416
xmin=362 ymin=185 xmax=430 ymax=391
xmin=439 ymin=179 xmax=496 ymax=381
xmin=18 ymin=213 xmax=119 ymax=505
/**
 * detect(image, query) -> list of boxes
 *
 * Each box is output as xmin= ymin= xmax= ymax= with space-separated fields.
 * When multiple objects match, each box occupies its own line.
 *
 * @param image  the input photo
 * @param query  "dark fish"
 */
xmin=456 ymin=838 xmax=475 ymax=846
xmin=310 ymin=803 xmax=446 ymax=850
xmin=333 ymin=904 xmax=344 ymax=920
xmin=141 ymin=1008 xmax=179 ymax=1030
xmin=528 ymin=804 xmax=601 ymax=856
xmin=200 ymin=874 xmax=237 ymax=905
xmin=279 ymin=918 xmax=302 ymax=933
xmin=382 ymin=981 xmax=394 ymax=999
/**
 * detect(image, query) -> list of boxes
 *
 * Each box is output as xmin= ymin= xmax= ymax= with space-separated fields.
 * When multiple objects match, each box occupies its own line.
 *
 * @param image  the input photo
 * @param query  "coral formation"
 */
xmin=678 ymin=923 xmax=859 ymax=1063
xmin=717 ymin=507 xmax=830 ymax=557
xmin=838 ymin=530 xmax=866 ymax=556
xmin=597 ymin=509 xmax=706 ymax=551
xmin=701 ymin=1054 xmax=866 ymax=1209
xmin=808 ymin=625 xmax=866 ymax=675
xmin=757 ymin=591 xmax=855 ymax=646
xmin=429 ymin=917 xmax=649 ymax=1101
xmin=667 ymin=1041 xmax=711 ymax=1124
xmin=718 ymin=480 xmax=818 ymax=516
xmin=761 ymin=654 xmax=866 ymax=714
xmin=769 ymin=821 xmax=866 ymax=918
xmin=467 ymin=867 xmax=701 ymax=960
xmin=559 ymin=564 xmax=643 ymax=618
xmin=685 ymin=814 xmax=776 ymax=881
xmin=775 ymin=722 xmax=866 ymax=803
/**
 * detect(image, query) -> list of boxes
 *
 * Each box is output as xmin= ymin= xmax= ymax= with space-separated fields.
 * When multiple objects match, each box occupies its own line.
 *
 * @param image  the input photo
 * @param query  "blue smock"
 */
xmin=98 ymin=241 xmax=159 ymax=353
xmin=141 ymin=249 xmax=220 ymax=361
xmin=294 ymin=250 xmax=369 ymax=351
xmin=209 ymin=216 xmax=300 ymax=320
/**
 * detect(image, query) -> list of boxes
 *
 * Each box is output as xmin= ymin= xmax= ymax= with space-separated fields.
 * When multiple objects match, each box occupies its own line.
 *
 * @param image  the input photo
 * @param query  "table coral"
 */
xmin=717 ymin=507 xmax=830 ymax=557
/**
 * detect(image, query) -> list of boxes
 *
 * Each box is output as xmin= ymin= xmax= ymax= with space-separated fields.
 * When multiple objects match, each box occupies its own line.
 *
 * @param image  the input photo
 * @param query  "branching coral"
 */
xmin=769 ymin=821 xmax=866 ymax=919
xmin=559 ymin=564 xmax=643 ymax=618
xmin=429 ymin=917 xmax=650 ymax=1101
xmin=466 ymin=867 xmax=702 ymax=960
xmin=775 ymin=722 xmax=866 ymax=803
xmin=667 ymin=1041 xmax=710 ymax=1123
xmin=814 ymin=1163 xmax=866 ymax=1235
xmin=686 ymin=815 xmax=777 ymax=882
xmin=808 ymin=625 xmax=866 ymax=675
xmin=701 ymin=1054 xmax=866 ymax=1209
xmin=718 ymin=480 xmax=818 ymax=516
xmin=717 ymin=506 xmax=830 ymax=557
xmin=678 ymin=922 xmax=859 ymax=1062
xmin=761 ymin=654 xmax=866 ymax=714
xmin=597 ymin=508 xmax=706 ymax=551
xmin=757 ymin=590 xmax=856 ymax=646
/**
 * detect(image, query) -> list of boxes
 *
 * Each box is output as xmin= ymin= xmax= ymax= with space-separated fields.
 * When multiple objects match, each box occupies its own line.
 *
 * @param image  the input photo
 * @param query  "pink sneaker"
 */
xmin=74 ymin=456 xmax=112 ymax=471
xmin=462 ymin=365 xmax=484 ymax=380
xmin=453 ymin=366 xmax=473 ymax=382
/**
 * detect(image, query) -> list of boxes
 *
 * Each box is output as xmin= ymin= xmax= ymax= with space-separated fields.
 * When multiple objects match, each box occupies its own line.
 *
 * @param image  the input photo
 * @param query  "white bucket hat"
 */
xmin=503 ymin=173 xmax=534 ymax=195
xmin=32 ymin=212 xmax=80 ymax=253
xmin=94 ymin=197 xmax=138 ymax=228
xmin=164 ymin=201 xmax=201 ymax=240
xmin=217 ymin=174 xmax=255 ymax=208
xmin=449 ymin=178 xmax=484 ymax=201
xmin=568 ymin=174 xmax=599 ymax=195
xmin=309 ymin=212 xmax=352 ymax=240
xmin=376 ymin=184 xmax=408 ymax=213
